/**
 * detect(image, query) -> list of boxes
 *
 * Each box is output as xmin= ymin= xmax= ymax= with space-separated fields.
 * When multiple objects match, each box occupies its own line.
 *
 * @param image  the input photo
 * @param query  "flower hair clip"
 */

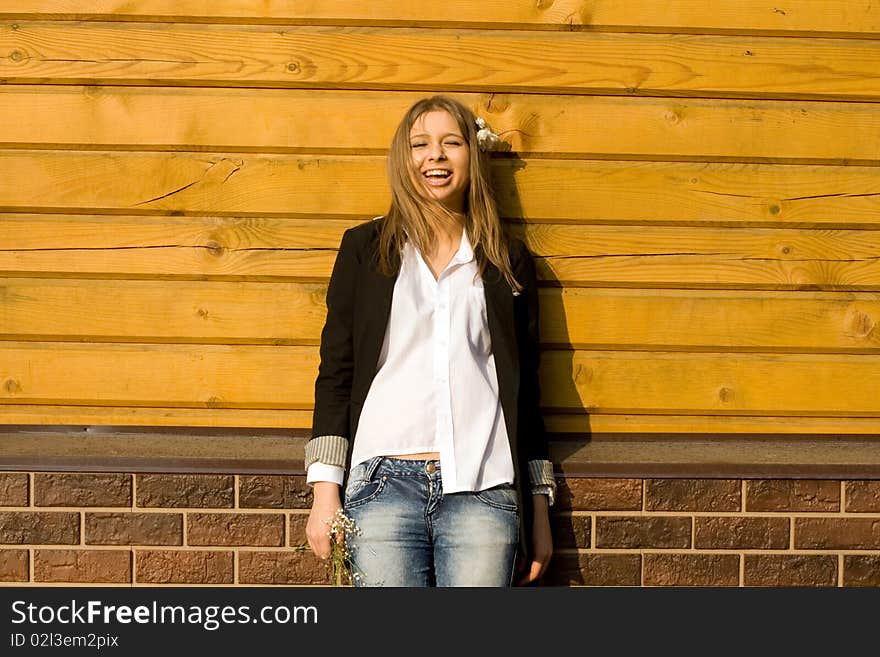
xmin=474 ymin=116 xmax=503 ymax=152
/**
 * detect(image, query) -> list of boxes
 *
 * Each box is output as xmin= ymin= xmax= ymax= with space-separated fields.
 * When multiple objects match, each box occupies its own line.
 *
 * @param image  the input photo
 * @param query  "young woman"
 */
xmin=305 ymin=95 xmax=554 ymax=586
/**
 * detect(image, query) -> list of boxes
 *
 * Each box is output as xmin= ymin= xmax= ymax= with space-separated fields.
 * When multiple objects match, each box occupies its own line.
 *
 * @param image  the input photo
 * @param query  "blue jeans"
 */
xmin=343 ymin=456 xmax=520 ymax=587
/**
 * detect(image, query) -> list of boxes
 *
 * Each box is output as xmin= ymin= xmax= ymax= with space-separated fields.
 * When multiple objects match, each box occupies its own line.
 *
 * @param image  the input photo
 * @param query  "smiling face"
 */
xmin=409 ymin=110 xmax=471 ymax=214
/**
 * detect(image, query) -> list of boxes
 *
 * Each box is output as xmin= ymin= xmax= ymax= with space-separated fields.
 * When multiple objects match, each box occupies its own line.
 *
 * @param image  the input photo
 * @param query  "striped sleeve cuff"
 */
xmin=527 ymin=459 xmax=557 ymax=507
xmin=304 ymin=435 xmax=349 ymax=470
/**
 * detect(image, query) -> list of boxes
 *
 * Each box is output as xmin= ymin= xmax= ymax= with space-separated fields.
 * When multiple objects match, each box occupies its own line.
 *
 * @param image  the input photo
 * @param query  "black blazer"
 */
xmin=310 ymin=217 xmax=549 ymax=559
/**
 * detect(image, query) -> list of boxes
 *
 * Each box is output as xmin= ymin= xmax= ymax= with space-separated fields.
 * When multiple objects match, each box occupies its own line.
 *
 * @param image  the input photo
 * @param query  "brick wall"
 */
xmin=547 ymin=478 xmax=880 ymax=586
xmin=3 ymin=471 xmax=880 ymax=586
xmin=0 ymin=472 xmax=326 ymax=585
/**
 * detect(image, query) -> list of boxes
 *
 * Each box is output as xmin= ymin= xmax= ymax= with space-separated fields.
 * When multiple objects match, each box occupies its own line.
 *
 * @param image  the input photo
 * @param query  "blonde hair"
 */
xmin=377 ymin=95 xmax=521 ymax=292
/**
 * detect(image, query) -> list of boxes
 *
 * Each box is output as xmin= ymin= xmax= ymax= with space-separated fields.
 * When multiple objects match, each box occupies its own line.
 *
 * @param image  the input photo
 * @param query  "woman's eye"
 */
xmin=411 ymin=143 xmax=426 ymax=148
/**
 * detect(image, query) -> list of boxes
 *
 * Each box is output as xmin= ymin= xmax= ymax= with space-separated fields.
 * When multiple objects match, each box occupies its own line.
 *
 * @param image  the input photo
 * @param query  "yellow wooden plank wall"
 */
xmin=1 ymin=2 xmax=879 ymax=436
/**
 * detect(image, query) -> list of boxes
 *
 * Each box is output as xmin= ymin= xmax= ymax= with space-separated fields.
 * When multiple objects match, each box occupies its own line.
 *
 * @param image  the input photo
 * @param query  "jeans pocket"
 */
xmin=474 ymin=484 xmax=519 ymax=513
xmin=344 ymin=457 xmax=387 ymax=509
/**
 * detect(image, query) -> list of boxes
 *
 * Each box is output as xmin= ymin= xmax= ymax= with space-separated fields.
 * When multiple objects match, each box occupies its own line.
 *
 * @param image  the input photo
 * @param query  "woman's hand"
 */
xmin=306 ymin=481 xmax=343 ymax=559
xmin=516 ymin=494 xmax=553 ymax=585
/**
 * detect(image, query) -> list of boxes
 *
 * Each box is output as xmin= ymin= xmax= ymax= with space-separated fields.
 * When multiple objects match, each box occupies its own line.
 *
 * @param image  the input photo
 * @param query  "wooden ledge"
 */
xmin=1 ymin=425 xmax=879 ymax=479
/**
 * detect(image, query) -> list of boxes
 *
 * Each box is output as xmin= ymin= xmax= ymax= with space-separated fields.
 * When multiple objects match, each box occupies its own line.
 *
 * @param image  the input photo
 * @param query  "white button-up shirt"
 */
xmin=307 ymin=228 xmax=515 ymax=492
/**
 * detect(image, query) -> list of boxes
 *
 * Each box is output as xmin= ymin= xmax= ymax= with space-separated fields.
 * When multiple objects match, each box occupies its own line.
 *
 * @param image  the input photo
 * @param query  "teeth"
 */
xmin=424 ymin=169 xmax=451 ymax=177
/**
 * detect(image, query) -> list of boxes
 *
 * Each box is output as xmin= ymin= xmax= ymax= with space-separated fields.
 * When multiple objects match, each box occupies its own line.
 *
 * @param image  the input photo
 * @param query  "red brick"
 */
xmin=843 ymin=556 xmax=880 ymax=587
xmin=551 ymin=514 xmax=591 ymax=549
xmin=188 ymin=513 xmax=284 ymax=547
xmin=596 ymin=516 xmax=691 ymax=549
xmin=136 ymin=474 xmax=233 ymax=508
xmin=238 ymin=549 xmax=329 ymax=585
xmin=239 ymin=476 xmax=312 ymax=509
xmin=35 ymin=473 xmax=130 ymax=507
xmin=544 ymin=553 xmax=641 ymax=586
xmin=744 ymin=555 xmax=837 ymax=587
xmin=0 ymin=549 xmax=28 ymax=582
xmin=644 ymin=554 xmax=739 ymax=586
xmin=795 ymin=518 xmax=880 ymax=549
xmin=646 ymin=479 xmax=740 ymax=512
xmin=288 ymin=513 xmax=308 ymax=548
xmin=555 ymin=478 xmax=641 ymax=511
xmin=85 ymin=512 xmax=182 ymax=546
xmin=694 ymin=517 xmax=789 ymax=549
xmin=0 ymin=512 xmax=79 ymax=544
xmin=136 ymin=550 xmax=233 ymax=584
xmin=746 ymin=480 xmax=839 ymax=512
xmin=0 ymin=473 xmax=28 ymax=506
xmin=34 ymin=550 xmax=131 ymax=583
xmin=845 ymin=481 xmax=880 ymax=512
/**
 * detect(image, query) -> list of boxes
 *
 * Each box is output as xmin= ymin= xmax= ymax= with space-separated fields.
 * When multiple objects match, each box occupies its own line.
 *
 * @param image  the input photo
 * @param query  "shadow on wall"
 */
xmin=493 ymin=150 xmax=592 ymax=586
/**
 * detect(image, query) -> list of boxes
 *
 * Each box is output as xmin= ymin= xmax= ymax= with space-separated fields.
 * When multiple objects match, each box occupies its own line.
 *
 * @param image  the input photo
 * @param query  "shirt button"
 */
xmin=425 ymin=462 xmax=437 ymax=474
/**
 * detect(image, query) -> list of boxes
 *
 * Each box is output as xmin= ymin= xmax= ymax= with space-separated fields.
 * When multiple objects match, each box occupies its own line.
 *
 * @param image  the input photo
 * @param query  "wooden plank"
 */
xmin=2 ymin=24 xmax=880 ymax=99
xmin=545 ymin=350 xmax=880 ymax=415
xmin=4 ymin=430 xmax=880 ymax=480
xmin=551 ymin=437 xmax=880 ymax=478
xmin=5 ymin=279 xmax=880 ymax=352
xmin=2 ymin=343 xmax=880 ymax=414
xmin=0 ymin=404 xmax=315 ymax=428
xmin=0 ymin=342 xmax=320 ymax=408
xmin=548 ymin=288 xmax=880 ymax=351
xmin=523 ymin=224 xmax=880 ymax=289
xmin=0 ymin=278 xmax=327 ymax=344
xmin=5 ymin=213 xmax=880 ymax=290
xmin=1 ymin=154 xmax=878 ymax=226
xmin=4 ymin=404 xmax=880 ymax=435
xmin=0 ymin=214 xmax=349 ymax=281
xmin=4 ymin=1 xmax=878 ymax=35
xmin=3 ymin=86 xmax=880 ymax=163
xmin=549 ymin=414 xmax=880 ymax=435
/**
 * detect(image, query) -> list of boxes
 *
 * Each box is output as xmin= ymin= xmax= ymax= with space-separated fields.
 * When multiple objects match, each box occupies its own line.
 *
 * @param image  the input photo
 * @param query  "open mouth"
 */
xmin=423 ymin=168 xmax=452 ymax=184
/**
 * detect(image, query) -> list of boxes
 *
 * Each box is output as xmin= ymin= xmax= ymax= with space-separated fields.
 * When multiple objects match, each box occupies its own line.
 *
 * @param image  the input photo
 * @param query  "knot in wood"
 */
xmin=573 ymin=363 xmax=593 ymax=385
xmin=664 ymin=109 xmax=682 ymax=125
xmin=768 ymin=204 xmax=781 ymax=215
xmin=206 ymin=396 xmax=223 ymax=408
xmin=4 ymin=379 xmax=21 ymax=394
xmin=205 ymin=241 xmax=225 ymax=257
xmin=718 ymin=387 xmax=734 ymax=403
xmin=846 ymin=309 xmax=875 ymax=339
xmin=287 ymin=62 xmax=300 ymax=73
xmin=9 ymin=50 xmax=23 ymax=62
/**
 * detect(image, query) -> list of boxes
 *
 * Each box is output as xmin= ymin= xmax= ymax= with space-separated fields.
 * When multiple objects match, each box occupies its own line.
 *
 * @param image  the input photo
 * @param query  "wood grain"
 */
xmin=4 ymin=405 xmax=880 ymax=435
xmin=2 ymin=24 xmax=880 ymax=99
xmin=1 ymin=154 xmax=878 ymax=226
xmin=4 ymin=279 xmax=880 ymax=352
xmin=3 ymin=86 xmax=879 ymax=162
xmin=5 ymin=214 xmax=880 ymax=290
xmin=4 ymin=1 xmax=878 ymax=35
xmin=2 ymin=343 xmax=879 ymax=414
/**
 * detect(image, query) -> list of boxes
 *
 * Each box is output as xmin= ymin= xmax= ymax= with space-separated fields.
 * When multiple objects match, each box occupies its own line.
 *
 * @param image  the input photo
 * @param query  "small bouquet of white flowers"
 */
xmin=326 ymin=509 xmax=363 ymax=586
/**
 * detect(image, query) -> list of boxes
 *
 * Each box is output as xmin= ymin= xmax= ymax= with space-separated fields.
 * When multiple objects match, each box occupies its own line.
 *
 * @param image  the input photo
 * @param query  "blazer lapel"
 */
xmin=352 ymin=236 xmax=397 ymax=404
xmin=483 ymin=261 xmax=519 ymax=444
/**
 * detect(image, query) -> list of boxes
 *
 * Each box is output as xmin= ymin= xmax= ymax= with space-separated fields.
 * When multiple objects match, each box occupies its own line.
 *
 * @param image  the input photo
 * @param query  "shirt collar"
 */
xmin=404 ymin=226 xmax=474 ymax=266
xmin=450 ymin=227 xmax=474 ymax=265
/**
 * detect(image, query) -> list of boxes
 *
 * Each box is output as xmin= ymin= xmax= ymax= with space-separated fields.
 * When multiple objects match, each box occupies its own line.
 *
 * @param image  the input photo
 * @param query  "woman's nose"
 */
xmin=427 ymin=142 xmax=446 ymax=160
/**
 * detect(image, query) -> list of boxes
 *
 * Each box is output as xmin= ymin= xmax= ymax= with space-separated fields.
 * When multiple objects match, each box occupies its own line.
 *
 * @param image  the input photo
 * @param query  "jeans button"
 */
xmin=425 ymin=462 xmax=437 ymax=474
